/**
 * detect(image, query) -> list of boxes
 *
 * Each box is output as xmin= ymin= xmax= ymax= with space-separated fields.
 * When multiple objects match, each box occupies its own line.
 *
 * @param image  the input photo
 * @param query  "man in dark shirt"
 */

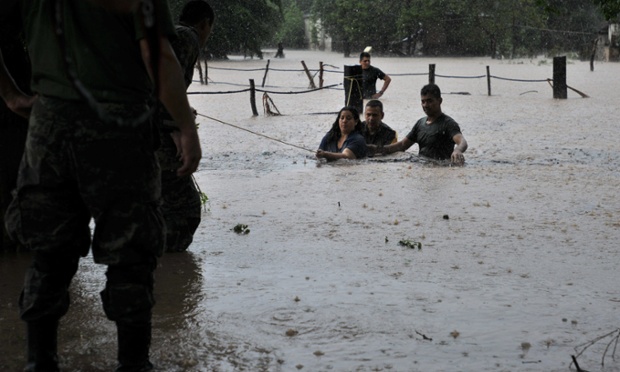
xmin=373 ymin=84 xmax=468 ymax=165
xmin=360 ymin=52 xmax=391 ymax=99
xmin=361 ymin=100 xmax=397 ymax=147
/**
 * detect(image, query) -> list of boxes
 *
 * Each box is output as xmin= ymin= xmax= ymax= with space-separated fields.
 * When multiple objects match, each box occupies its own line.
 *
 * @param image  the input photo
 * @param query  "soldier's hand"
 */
xmin=7 ymin=93 xmax=37 ymax=119
xmin=176 ymin=128 xmax=202 ymax=177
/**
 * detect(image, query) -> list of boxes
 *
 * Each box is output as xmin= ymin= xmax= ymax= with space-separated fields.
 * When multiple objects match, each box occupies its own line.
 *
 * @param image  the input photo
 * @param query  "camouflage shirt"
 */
xmin=172 ymin=24 xmax=201 ymax=88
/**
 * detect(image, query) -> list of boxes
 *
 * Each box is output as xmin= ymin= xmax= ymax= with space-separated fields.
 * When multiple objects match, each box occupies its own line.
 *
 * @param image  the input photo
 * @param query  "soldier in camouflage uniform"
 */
xmin=157 ymin=0 xmax=214 ymax=252
xmin=0 ymin=0 xmax=201 ymax=370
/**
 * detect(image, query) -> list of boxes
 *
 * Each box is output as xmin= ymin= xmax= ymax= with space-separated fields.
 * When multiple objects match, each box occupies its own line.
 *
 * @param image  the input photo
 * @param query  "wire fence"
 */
xmin=189 ymin=57 xmax=588 ymax=118
xmin=195 ymin=60 xmax=559 ymax=97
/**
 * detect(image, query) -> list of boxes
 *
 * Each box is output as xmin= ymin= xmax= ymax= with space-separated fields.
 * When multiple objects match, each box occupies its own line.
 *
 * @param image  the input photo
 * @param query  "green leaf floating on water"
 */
xmin=200 ymin=192 xmax=209 ymax=206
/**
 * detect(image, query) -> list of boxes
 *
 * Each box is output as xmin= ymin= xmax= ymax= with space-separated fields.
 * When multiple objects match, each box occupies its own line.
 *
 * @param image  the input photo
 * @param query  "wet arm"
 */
xmin=377 ymin=137 xmax=413 ymax=155
xmin=451 ymin=133 xmax=468 ymax=165
xmin=379 ymin=74 xmax=391 ymax=95
xmin=316 ymin=148 xmax=357 ymax=160
xmin=372 ymin=74 xmax=392 ymax=99
xmin=140 ymin=37 xmax=202 ymax=176
xmin=0 ymin=49 xmax=35 ymax=119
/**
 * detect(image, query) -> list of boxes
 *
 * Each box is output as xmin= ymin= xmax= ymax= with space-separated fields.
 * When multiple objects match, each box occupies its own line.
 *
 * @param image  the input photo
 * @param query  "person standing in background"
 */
xmin=359 ymin=52 xmax=392 ymax=99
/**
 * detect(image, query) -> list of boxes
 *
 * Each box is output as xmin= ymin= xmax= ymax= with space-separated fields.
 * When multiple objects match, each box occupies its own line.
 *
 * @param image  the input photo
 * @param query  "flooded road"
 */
xmin=2 ymin=51 xmax=620 ymax=371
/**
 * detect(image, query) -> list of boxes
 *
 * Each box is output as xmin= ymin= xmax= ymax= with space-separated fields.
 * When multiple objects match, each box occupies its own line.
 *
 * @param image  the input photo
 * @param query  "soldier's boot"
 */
xmin=24 ymin=320 xmax=60 ymax=372
xmin=115 ymin=322 xmax=153 ymax=372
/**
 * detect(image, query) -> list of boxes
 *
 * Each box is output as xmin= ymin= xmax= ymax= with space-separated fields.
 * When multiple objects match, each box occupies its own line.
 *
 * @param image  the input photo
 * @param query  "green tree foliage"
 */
xmin=394 ymin=0 xmax=595 ymax=57
xmin=541 ymin=0 xmax=603 ymax=57
xmin=167 ymin=0 xmax=607 ymax=58
xmin=313 ymin=0 xmax=604 ymax=58
xmin=212 ymin=0 xmax=283 ymax=58
xmin=168 ymin=0 xmax=185 ymax=21
xmin=273 ymin=0 xmax=307 ymax=49
xmin=592 ymin=0 xmax=620 ymax=20
xmin=169 ymin=0 xmax=283 ymax=58
xmin=296 ymin=0 xmax=315 ymax=13
xmin=312 ymin=0 xmax=399 ymax=56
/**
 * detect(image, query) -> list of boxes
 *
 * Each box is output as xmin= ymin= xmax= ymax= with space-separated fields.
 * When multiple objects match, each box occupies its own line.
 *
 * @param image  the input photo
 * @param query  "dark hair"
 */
xmin=180 ymin=0 xmax=215 ymax=26
xmin=327 ymin=107 xmax=362 ymax=140
xmin=359 ymin=52 xmax=371 ymax=61
xmin=365 ymin=99 xmax=383 ymax=112
xmin=421 ymin=83 xmax=441 ymax=99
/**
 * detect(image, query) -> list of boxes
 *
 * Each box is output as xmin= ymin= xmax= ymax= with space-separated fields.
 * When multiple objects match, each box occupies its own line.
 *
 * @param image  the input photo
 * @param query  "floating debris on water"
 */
xmin=232 ymin=224 xmax=250 ymax=234
xmin=285 ymin=329 xmax=298 ymax=337
xmin=399 ymin=239 xmax=422 ymax=250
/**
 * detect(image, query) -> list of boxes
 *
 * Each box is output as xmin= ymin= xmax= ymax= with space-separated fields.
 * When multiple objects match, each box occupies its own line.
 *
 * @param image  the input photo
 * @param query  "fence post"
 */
xmin=553 ymin=56 xmax=567 ymax=99
xmin=344 ymin=65 xmax=363 ymax=114
xmin=301 ymin=60 xmax=316 ymax=89
xmin=197 ymin=53 xmax=208 ymax=85
xmin=261 ymin=59 xmax=270 ymax=88
xmin=590 ymin=38 xmax=598 ymax=72
xmin=204 ymin=58 xmax=208 ymax=85
xmin=429 ymin=64 xmax=435 ymax=84
xmin=319 ymin=61 xmax=324 ymax=88
xmin=486 ymin=66 xmax=491 ymax=96
xmin=249 ymin=79 xmax=259 ymax=116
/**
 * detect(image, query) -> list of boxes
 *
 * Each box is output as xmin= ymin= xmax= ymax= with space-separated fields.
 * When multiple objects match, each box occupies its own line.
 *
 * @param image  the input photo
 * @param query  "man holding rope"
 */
xmin=0 ymin=0 xmax=200 ymax=370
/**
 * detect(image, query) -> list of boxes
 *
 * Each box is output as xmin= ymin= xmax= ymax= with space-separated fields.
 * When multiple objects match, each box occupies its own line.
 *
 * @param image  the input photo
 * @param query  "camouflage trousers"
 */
xmin=6 ymin=97 xmax=164 ymax=323
xmin=157 ymin=122 xmax=201 ymax=252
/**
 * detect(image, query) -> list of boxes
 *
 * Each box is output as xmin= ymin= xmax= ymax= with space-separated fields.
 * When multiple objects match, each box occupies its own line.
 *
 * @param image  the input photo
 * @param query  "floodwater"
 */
xmin=1 ymin=50 xmax=620 ymax=371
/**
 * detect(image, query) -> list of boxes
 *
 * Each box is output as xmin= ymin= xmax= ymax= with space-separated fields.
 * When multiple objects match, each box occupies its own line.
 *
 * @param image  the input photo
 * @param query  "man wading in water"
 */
xmin=370 ymin=83 xmax=467 ymax=165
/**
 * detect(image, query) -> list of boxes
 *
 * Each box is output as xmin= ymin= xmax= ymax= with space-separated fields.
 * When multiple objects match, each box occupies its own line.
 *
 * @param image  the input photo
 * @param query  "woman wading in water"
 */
xmin=316 ymin=107 xmax=368 ymax=161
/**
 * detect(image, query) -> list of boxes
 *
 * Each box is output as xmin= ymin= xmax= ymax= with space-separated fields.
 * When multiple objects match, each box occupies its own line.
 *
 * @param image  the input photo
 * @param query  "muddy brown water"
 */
xmin=2 ymin=51 xmax=620 ymax=371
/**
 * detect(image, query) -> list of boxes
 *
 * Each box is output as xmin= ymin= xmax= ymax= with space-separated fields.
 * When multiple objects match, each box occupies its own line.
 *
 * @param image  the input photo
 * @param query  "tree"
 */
xmin=531 ymin=0 xmax=603 ymax=58
xmin=296 ymin=0 xmax=314 ymax=13
xmin=394 ymin=0 xmax=601 ymax=58
xmin=169 ymin=0 xmax=283 ymax=59
xmin=593 ymin=0 xmax=620 ymax=20
xmin=273 ymin=0 xmax=307 ymax=49
xmin=396 ymin=0 xmax=523 ymax=56
xmin=312 ymin=0 xmax=400 ymax=56
xmin=306 ymin=0 xmax=606 ymax=58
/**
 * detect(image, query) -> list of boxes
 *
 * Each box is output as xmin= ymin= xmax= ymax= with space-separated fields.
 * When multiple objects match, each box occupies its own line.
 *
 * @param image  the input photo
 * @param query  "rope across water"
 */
xmin=196 ymin=113 xmax=316 ymax=153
